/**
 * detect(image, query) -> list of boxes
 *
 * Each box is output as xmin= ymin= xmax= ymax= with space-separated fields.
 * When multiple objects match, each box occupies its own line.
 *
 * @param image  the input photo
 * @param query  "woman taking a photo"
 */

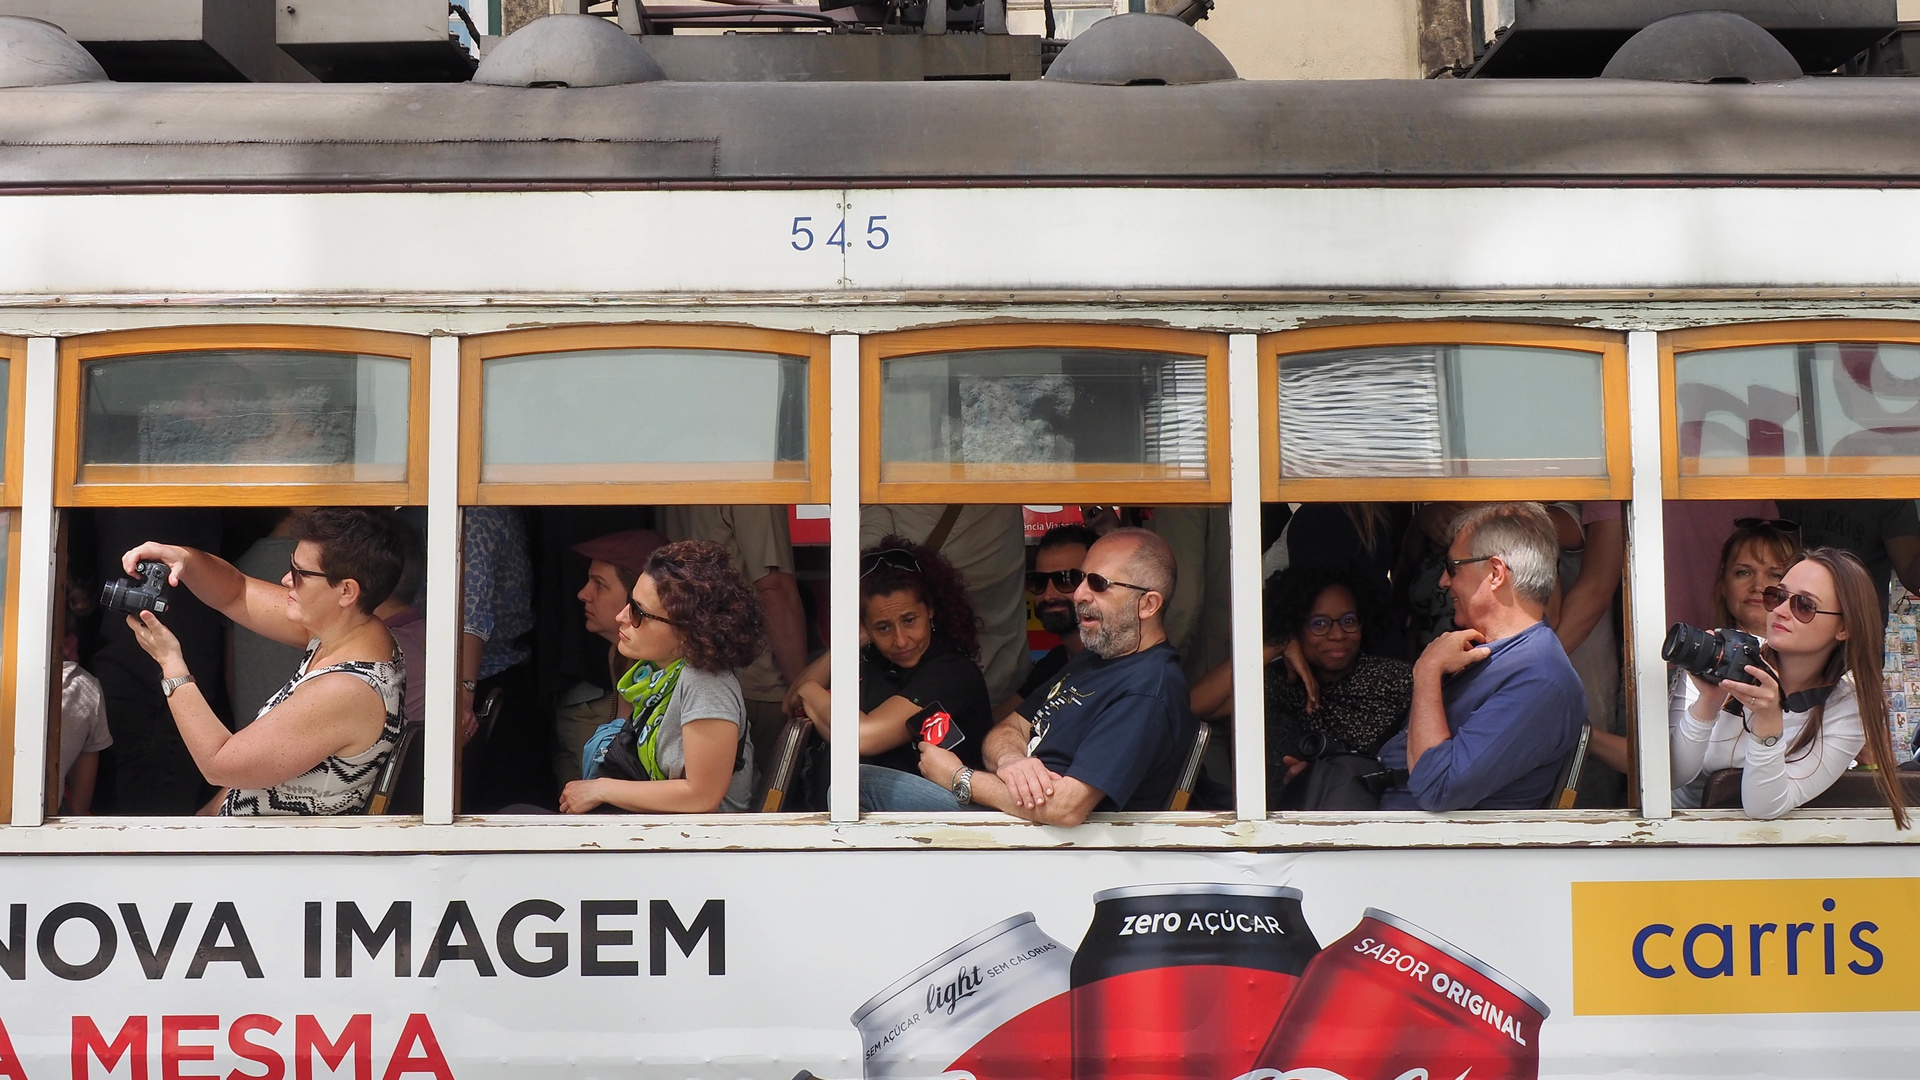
xmin=787 ymin=538 xmax=992 ymax=780
xmin=1670 ymin=547 xmax=1908 ymax=826
xmin=1191 ymin=564 xmax=1411 ymax=808
xmin=561 ymin=540 xmax=763 ymax=815
xmin=122 ymin=508 xmax=407 ymax=816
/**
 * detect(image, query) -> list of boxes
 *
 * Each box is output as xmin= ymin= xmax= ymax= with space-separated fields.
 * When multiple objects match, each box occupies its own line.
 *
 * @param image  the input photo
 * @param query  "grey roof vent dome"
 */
xmin=1600 ymin=11 xmax=1802 ymax=83
xmin=1044 ymin=13 xmax=1237 ymax=86
xmin=0 ymin=16 xmax=108 ymax=88
xmin=473 ymin=13 xmax=664 ymax=88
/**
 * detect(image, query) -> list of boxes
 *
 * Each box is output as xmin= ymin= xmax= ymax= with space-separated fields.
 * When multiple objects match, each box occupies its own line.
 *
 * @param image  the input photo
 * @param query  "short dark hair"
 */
xmin=289 ymin=508 xmax=407 ymax=615
xmin=1036 ymin=523 xmax=1099 ymax=558
xmin=645 ymin=540 xmax=767 ymax=673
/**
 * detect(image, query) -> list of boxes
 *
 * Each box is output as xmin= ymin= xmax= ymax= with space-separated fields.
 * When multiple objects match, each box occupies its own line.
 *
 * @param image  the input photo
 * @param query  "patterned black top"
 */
xmin=1264 ymin=652 xmax=1412 ymax=765
xmin=222 ymin=640 xmax=405 ymax=816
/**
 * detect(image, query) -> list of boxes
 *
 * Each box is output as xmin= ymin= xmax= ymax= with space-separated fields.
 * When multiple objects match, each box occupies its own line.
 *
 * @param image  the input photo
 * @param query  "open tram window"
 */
xmin=1661 ymin=323 xmax=1920 ymax=823
xmin=1259 ymin=326 xmax=1633 ymax=816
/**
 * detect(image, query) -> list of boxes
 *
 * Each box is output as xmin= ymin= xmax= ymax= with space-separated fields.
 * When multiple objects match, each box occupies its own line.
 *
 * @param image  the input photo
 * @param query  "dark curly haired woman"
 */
xmin=1190 ymin=563 xmax=1412 ymax=808
xmin=559 ymin=540 xmax=766 ymax=815
xmin=786 ymin=536 xmax=992 ymax=777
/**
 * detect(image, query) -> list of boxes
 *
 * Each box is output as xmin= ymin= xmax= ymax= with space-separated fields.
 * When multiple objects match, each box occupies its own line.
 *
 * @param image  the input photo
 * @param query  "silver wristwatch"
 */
xmin=950 ymin=767 xmax=974 ymax=806
xmin=1758 ymin=733 xmax=1780 ymax=747
xmin=160 ymin=674 xmax=195 ymax=698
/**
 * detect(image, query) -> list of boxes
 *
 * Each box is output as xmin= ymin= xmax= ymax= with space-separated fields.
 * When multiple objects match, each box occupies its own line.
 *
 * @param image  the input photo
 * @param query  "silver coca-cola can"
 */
xmin=852 ymin=912 xmax=1074 ymax=1080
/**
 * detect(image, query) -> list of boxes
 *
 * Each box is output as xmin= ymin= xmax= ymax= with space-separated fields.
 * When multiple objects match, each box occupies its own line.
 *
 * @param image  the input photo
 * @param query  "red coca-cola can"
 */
xmin=1255 ymin=908 xmax=1549 ymax=1080
xmin=1071 ymin=883 xmax=1320 ymax=1080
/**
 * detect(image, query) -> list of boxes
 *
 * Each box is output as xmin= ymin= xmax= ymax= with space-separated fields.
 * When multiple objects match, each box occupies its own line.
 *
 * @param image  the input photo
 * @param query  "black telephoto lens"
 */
xmin=1662 ymin=623 xmax=1712 ymax=671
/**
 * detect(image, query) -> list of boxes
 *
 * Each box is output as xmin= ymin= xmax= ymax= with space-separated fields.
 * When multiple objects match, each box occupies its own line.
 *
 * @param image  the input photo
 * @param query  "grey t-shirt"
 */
xmin=658 ymin=665 xmax=754 ymax=813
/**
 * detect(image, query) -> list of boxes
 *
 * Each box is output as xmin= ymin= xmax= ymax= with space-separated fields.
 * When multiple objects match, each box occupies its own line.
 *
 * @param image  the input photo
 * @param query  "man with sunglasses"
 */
xmin=1375 ymin=502 xmax=1586 ymax=813
xmin=873 ymin=529 xmax=1196 ymax=825
xmin=995 ymin=525 xmax=1099 ymax=720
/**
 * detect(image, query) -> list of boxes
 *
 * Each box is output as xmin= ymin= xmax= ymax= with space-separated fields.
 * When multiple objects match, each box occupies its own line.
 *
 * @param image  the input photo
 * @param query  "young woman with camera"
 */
xmin=1669 ymin=546 xmax=1909 ymax=826
xmin=118 ymin=508 xmax=408 ymax=816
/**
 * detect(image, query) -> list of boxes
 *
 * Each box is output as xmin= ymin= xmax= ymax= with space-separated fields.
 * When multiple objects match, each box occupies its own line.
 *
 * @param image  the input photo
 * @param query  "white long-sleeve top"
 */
xmin=1670 ymin=672 xmax=1864 ymax=819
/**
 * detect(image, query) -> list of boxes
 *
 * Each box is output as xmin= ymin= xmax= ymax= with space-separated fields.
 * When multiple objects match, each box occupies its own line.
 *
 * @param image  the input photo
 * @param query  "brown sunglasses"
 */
xmin=1761 ymin=585 xmax=1840 ymax=624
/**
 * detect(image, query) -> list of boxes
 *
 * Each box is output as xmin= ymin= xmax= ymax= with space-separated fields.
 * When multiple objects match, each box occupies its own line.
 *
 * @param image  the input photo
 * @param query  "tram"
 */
xmin=1 ymin=8 xmax=1918 ymax=1079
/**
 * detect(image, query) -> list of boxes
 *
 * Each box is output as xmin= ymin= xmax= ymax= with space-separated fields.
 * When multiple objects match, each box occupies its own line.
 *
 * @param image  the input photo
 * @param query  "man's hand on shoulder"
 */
xmin=1416 ymin=629 xmax=1491 ymax=682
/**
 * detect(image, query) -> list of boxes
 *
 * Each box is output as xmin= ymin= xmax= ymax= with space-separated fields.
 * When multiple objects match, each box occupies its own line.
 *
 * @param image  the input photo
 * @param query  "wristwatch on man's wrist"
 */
xmin=160 ymin=674 xmax=195 ymax=698
xmin=949 ymin=767 xmax=974 ymax=806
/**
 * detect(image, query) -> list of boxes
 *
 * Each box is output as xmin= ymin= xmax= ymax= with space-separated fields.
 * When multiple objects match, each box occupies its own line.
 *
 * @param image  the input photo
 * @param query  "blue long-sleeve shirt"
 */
xmin=1377 ymin=620 xmax=1585 ymax=811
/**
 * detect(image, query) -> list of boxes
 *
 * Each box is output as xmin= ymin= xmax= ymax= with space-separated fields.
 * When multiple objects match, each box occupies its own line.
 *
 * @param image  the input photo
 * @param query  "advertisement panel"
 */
xmin=0 ymin=846 xmax=1917 ymax=1080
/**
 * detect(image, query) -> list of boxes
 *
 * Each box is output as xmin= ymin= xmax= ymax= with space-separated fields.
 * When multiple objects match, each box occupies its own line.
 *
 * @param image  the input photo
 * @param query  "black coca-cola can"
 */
xmin=1071 ymin=883 xmax=1320 ymax=1080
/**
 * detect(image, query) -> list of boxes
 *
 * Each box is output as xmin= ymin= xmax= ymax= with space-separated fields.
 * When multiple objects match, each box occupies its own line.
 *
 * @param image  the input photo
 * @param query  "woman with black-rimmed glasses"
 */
xmin=1670 ymin=547 xmax=1909 ymax=826
xmin=559 ymin=539 xmax=763 ymax=815
xmin=785 ymin=536 xmax=992 ymax=779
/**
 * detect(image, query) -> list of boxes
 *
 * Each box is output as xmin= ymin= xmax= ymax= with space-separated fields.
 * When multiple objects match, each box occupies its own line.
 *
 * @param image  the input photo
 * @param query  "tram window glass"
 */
xmin=80 ymin=351 xmax=408 ymax=478
xmin=1673 ymin=341 xmax=1920 ymax=480
xmin=1277 ymin=345 xmax=1605 ymax=479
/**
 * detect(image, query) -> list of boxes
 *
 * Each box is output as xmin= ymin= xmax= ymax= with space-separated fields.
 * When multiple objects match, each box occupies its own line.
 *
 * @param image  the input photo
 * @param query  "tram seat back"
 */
xmin=759 ymin=714 xmax=815 ymax=813
xmin=366 ymin=722 xmax=424 ymax=816
xmin=1166 ymin=721 xmax=1212 ymax=812
xmin=1547 ymin=722 xmax=1593 ymax=810
xmin=1705 ymin=765 xmax=1920 ymax=810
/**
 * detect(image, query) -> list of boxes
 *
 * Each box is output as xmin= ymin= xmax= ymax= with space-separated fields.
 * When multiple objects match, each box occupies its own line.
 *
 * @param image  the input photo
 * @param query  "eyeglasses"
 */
xmin=1084 ymin=573 xmax=1150 ymax=595
xmin=1306 ymin=613 xmax=1362 ymax=637
xmin=626 ymin=597 xmax=679 ymax=629
xmin=860 ymin=548 xmax=920 ymax=578
xmin=1027 ymin=569 xmax=1085 ymax=594
xmin=288 ymin=561 xmax=336 ymax=587
xmin=1735 ymin=517 xmax=1801 ymax=534
xmin=1441 ymin=554 xmax=1495 ymax=575
xmin=1761 ymin=585 xmax=1841 ymax=624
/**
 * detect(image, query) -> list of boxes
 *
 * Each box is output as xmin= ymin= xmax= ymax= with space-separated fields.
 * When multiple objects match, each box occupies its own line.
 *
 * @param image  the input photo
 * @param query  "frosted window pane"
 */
xmin=1279 ymin=345 xmax=1605 ymax=478
xmin=83 ymin=351 xmax=408 ymax=470
xmin=880 ymin=348 xmax=1208 ymax=482
xmin=1676 ymin=342 xmax=1920 ymax=475
xmin=481 ymin=349 xmax=806 ymax=482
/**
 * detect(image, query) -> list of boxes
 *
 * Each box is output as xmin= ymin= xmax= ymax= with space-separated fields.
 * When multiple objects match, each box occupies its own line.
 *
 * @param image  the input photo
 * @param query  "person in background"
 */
xmin=996 ymin=524 xmax=1098 ymax=720
xmin=1190 ymin=564 xmax=1411 ymax=808
xmin=1589 ymin=517 xmax=1799 ymax=787
xmin=863 ymin=505 xmax=1030 ymax=706
xmin=1550 ymin=501 xmax=1626 ymax=806
xmin=370 ymin=517 xmax=427 ymax=728
xmin=1773 ymin=499 xmax=1920 ymax=626
xmin=658 ymin=506 xmax=808 ymax=787
xmin=229 ymin=508 xmax=310 ymax=729
xmin=58 ymin=639 xmax=112 ymax=816
xmin=1662 ymin=500 xmax=1779 ymax=631
xmin=864 ymin=529 xmax=1195 ymax=823
xmin=554 ymin=528 xmax=668 ymax=788
xmin=1149 ymin=506 xmax=1232 ymax=686
xmin=1669 ymin=547 xmax=1908 ymax=826
xmin=460 ymin=506 xmax=545 ymax=811
xmin=1377 ymin=503 xmax=1586 ymax=812
xmin=559 ymin=540 xmax=761 ymax=814
xmin=788 ymin=538 xmax=992 ymax=780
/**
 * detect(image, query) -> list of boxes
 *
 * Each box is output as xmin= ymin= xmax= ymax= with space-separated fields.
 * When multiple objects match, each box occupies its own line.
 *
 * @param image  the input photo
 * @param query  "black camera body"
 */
xmin=1662 ymin=623 xmax=1772 ymax=686
xmin=101 ymin=560 xmax=172 ymax=616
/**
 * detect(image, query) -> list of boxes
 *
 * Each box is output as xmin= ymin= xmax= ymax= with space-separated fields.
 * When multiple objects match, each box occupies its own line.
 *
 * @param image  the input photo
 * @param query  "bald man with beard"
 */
xmin=862 ymin=528 xmax=1197 ymax=825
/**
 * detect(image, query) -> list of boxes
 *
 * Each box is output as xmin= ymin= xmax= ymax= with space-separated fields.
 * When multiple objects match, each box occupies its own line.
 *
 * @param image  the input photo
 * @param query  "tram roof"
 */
xmin=5 ymin=77 xmax=1920 ymax=189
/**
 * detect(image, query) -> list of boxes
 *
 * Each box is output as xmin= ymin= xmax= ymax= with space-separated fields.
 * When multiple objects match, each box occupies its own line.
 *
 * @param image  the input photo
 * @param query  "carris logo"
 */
xmin=927 ymin=965 xmax=982 ymax=1016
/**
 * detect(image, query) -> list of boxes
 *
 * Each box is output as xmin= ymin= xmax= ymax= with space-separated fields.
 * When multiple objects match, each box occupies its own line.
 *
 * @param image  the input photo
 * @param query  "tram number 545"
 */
xmin=791 ymin=215 xmax=890 ymax=251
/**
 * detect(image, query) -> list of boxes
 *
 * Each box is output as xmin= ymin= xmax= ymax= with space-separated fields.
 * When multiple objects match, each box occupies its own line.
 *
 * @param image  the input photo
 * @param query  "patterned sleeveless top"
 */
xmin=222 ymin=640 xmax=405 ymax=817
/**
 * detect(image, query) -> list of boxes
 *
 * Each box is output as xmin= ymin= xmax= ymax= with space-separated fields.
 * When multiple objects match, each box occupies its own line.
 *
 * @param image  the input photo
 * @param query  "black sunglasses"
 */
xmin=626 ymin=596 xmax=679 ymax=629
xmin=1027 ymin=569 xmax=1085 ymax=594
xmin=1084 ymin=573 xmax=1150 ymax=595
xmin=1735 ymin=517 xmax=1801 ymax=534
xmin=1761 ymin=585 xmax=1840 ymax=624
xmin=1441 ymin=554 xmax=1495 ymax=575
xmin=860 ymin=548 xmax=920 ymax=578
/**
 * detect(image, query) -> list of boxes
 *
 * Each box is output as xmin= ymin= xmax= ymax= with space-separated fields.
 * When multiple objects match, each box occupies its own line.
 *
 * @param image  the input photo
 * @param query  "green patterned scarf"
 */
xmin=613 ymin=658 xmax=685 ymax=782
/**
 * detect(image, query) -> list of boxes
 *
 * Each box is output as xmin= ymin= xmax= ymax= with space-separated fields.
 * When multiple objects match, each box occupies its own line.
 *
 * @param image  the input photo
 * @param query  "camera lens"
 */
xmin=1661 ymin=623 xmax=1711 ymax=669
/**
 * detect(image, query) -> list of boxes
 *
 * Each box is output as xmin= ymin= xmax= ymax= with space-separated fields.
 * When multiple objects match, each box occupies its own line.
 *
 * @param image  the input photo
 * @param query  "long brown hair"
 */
xmin=1776 ymin=548 xmax=1907 ymax=829
xmin=1708 ymin=521 xmax=1800 ymax=631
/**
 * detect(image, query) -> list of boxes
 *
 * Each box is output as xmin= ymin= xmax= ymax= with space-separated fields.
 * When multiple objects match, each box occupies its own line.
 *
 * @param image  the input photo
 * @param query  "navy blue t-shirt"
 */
xmin=1377 ymin=620 xmax=1585 ymax=812
xmin=1016 ymin=642 xmax=1195 ymax=812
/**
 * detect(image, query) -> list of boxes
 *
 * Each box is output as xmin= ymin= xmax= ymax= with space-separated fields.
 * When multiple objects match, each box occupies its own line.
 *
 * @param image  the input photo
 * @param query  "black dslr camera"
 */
xmin=1662 ymin=623 xmax=1772 ymax=686
xmin=101 ymin=560 xmax=172 ymax=616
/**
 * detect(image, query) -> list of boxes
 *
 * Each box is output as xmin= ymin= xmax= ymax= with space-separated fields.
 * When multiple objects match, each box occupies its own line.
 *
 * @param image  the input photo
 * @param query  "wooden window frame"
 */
xmin=862 ymin=325 xmax=1230 ymax=505
xmin=1259 ymin=323 xmax=1631 ymax=502
xmin=1663 ymin=320 xmax=1920 ymax=500
xmin=0 ymin=336 xmax=25 ymax=507
xmin=460 ymin=326 xmax=831 ymax=506
xmin=56 ymin=326 xmax=430 ymax=507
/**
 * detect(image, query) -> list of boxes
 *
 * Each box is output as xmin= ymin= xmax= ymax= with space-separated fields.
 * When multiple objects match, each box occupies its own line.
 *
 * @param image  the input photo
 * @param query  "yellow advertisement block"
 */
xmin=1573 ymin=878 xmax=1920 ymax=1015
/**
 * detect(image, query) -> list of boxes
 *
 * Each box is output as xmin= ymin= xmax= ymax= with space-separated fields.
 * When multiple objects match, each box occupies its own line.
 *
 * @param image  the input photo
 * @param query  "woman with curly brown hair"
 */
xmin=787 ymin=536 xmax=992 ymax=778
xmin=559 ymin=540 xmax=765 ymax=815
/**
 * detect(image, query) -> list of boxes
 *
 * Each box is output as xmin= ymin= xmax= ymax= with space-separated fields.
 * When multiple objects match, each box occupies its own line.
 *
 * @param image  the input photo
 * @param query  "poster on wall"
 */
xmin=0 ymin=846 xmax=1914 ymax=1080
